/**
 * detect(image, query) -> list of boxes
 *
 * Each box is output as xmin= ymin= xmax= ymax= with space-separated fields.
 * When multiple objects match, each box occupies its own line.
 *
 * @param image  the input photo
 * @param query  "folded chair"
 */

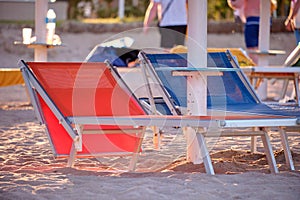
xmin=138 ymin=51 xmax=300 ymax=173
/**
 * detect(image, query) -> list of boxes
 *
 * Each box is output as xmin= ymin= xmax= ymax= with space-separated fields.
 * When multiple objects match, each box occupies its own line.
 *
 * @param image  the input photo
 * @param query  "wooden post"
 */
xmin=186 ymin=0 xmax=207 ymax=164
xmin=35 ymin=0 xmax=48 ymax=61
xmin=257 ymin=0 xmax=271 ymax=100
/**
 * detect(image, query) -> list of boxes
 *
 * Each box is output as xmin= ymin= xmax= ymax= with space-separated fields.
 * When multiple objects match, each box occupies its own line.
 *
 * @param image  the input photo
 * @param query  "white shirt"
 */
xmin=154 ymin=0 xmax=187 ymax=26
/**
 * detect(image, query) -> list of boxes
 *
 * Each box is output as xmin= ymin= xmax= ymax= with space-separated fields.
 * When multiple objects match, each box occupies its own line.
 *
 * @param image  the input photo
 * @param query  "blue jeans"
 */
xmin=294 ymin=29 xmax=300 ymax=45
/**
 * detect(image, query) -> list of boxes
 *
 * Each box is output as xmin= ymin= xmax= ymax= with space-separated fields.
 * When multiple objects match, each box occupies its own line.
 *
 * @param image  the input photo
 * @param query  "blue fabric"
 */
xmin=147 ymin=53 xmax=187 ymax=106
xmin=294 ymin=29 xmax=300 ymax=46
xmin=147 ymin=52 xmax=257 ymax=107
xmin=146 ymin=52 xmax=300 ymax=117
xmin=244 ymin=17 xmax=260 ymax=48
xmin=139 ymin=97 xmax=173 ymax=115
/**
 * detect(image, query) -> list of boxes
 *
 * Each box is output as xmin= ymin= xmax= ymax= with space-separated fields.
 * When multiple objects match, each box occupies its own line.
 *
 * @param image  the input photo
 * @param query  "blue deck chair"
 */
xmin=138 ymin=51 xmax=300 ymax=171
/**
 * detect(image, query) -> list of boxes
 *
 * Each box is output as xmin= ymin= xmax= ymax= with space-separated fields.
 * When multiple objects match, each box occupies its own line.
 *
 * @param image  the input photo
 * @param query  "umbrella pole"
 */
xmin=35 ymin=0 xmax=48 ymax=61
xmin=186 ymin=0 xmax=208 ymax=164
xmin=257 ymin=0 xmax=271 ymax=100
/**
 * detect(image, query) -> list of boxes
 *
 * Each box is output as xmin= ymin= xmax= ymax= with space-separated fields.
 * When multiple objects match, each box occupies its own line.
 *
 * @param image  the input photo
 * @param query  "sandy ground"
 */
xmin=0 ymin=27 xmax=300 ymax=199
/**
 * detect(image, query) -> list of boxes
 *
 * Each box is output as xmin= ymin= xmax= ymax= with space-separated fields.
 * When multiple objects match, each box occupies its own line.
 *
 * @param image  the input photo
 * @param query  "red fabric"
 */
xmin=29 ymin=62 xmax=145 ymax=117
xmin=30 ymin=62 xmax=145 ymax=156
xmin=39 ymin=95 xmax=143 ymax=155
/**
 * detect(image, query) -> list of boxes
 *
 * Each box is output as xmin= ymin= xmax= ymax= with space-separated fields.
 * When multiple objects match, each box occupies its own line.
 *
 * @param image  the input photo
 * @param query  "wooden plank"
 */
xmin=156 ymin=67 xmax=239 ymax=72
xmin=249 ymin=72 xmax=297 ymax=79
xmin=172 ymin=71 xmax=223 ymax=77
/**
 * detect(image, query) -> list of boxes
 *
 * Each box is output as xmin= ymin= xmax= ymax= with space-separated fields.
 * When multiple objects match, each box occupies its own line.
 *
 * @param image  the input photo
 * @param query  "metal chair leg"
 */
xmin=196 ymin=132 xmax=215 ymax=175
xmin=67 ymin=143 xmax=77 ymax=168
xmin=279 ymin=128 xmax=295 ymax=170
xmin=293 ymin=76 xmax=300 ymax=106
xmin=260 ymin=131 xmax=278 ymax=173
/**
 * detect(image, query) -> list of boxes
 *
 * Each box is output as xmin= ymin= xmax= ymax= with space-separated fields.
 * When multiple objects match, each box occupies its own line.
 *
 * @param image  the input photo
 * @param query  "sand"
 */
xmin=0 ymin=26 xmax=300 ymax=199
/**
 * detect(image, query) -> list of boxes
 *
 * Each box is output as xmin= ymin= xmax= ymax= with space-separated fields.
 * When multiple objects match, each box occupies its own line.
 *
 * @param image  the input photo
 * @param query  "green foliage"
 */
xmin=208 ymin=1 xmax=233 ymax=21
xmin=97 ymin=7 xmax=118 ymax=18
xmin=125 ymin=6 xmax=145 ymax=18
xmin=67 ymin=0 xmax=83 ymax=19
xmin=276 ymin=0 xmax=291 ymax=16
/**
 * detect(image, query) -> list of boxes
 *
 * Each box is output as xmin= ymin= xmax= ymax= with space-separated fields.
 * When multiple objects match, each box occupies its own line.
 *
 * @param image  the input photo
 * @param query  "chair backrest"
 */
xmin=23 ymin=62 xmax=146 ymax=156
xmin=208 ymin=48 xmax=256 ymax=66
xmin=27 ymin=62 xmax=146 ymax=117
xmin=145 ymin=52 xmax=259 ymax=110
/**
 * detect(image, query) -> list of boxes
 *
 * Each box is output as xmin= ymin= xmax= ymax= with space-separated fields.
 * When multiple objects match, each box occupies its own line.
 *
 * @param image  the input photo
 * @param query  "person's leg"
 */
xmin=160 ymin=25 xmax=187 ymax=48
xmin=159 ymin=26 xmax=176 ymax=48
xmin=173 ymin=25 xmax=187 ymax=46
xmin=245 ymin=17 xmax=270 ymax=100
xmin=244 ymin=17 xmax=260 ymax=64
xmin=294 ymin=29 xmax=300 ymax=45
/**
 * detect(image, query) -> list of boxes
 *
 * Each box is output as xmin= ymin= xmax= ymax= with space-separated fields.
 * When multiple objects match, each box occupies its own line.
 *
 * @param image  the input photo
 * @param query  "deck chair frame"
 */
xmin=246 ymin=44 xmax=300 ymax=104
xmin=246 ymin=67 xmax=300 ymax=106
xmin=20 ymin=60 xmax=148 ymax=171
xmin=280 ymin=43 xmax=300 ymax=101
xmin=138 ymin=51 xmax=300 ymax=173
xmin=68 ymin=114 xmax=300 ymax=174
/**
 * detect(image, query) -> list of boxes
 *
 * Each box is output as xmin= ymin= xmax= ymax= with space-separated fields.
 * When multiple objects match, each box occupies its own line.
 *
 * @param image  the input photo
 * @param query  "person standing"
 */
xmin=143 ymin=0 xmax=187 ymax=49
xmin=227 ymin=0 xmax=277 ymax=64
xmin=285 ymin=0 xmax=300 ymax=45
xmin=228 ymin=0 xmax=260 ymax=64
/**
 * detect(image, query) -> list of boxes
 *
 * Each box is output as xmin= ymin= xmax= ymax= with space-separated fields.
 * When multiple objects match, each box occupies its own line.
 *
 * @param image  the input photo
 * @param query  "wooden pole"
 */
xmin=257 ymin=0 xmax=271 ymax=100
xmin=186 ymin=0 xmax=207 ymax=164
xmin=118 ymin=0 xmax=125 ymax=20
xmin=34 ymin=0 xmax=48 ymax=61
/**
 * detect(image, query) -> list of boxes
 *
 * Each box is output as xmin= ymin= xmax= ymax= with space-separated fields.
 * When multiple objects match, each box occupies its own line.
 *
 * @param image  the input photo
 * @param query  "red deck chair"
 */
xmin=20 ymin=61 xmax=147 ymax=171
